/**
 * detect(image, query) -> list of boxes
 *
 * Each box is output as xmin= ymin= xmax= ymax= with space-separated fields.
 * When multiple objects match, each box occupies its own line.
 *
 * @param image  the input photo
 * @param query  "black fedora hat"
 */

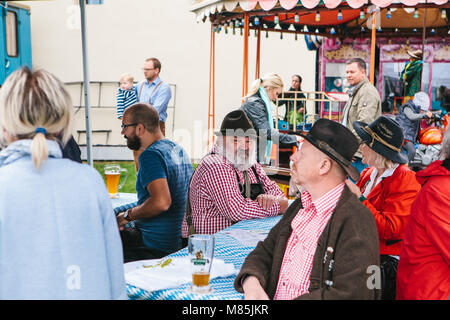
xmin=215 ymin=109 xmax=257 ymax=138
xmin=289 ymin=118 xmax=360 ymax=181
xmin=353 ymin=116 xmax=408 ymax=164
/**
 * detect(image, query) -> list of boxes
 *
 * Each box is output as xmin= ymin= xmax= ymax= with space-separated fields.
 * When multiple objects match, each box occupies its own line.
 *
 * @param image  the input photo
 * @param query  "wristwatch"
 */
xmin=124 ymin=209 xmax=134 ymax=222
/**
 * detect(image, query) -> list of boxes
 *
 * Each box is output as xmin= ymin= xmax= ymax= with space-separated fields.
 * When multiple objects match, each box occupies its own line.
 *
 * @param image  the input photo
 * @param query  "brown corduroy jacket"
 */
xmin=234 ymin=186 xmax=381 ymax=300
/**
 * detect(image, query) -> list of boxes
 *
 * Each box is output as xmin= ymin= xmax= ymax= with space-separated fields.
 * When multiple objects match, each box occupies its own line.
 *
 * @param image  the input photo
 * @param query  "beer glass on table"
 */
xmin=188 ymin=234 xmax=215 ymax=293
xmin=104 ymin=164 xmax=128 ymax=198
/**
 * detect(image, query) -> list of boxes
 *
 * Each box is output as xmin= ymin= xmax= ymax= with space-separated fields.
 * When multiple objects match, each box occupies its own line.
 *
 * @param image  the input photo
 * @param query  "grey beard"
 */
xmin=215 ymin=142 xmax=257 ymax=172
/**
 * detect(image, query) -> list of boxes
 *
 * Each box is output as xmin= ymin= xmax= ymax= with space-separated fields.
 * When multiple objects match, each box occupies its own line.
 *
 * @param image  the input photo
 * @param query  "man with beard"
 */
xmin=181 ymin=110 xmax=288 ymax=244
xmin=117 ymin=103 xmax=193 ymax=262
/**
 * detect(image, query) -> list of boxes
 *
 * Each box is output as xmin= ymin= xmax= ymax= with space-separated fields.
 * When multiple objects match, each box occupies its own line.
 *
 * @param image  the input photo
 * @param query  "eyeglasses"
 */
xmin=121 ymin=123 xmax=138 ymax=129
xmin=142 ymin=68 xmax=156 ymax=71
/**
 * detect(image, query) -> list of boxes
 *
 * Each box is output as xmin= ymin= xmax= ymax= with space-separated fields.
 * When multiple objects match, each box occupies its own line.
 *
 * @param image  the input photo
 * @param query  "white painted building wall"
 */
xmin=21 ymin=0 xmax=316 ymax=160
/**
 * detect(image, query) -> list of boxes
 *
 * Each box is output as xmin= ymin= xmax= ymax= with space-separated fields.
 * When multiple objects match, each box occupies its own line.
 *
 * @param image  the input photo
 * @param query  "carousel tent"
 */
xmin=190 ymin=0 xmax=449 ymax=145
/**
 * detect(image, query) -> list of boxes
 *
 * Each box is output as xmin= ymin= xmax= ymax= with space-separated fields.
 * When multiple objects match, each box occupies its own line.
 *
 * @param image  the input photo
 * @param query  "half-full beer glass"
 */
xmin=188 ymin=234 xmax=215 ymax=293
xmin=104 ymin=164 xmax=128 ymax=198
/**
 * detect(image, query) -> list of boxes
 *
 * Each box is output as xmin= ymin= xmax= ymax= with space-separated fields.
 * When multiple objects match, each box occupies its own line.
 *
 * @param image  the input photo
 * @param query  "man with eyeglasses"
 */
xmin=135 ymin=57 xmax=172 ymax=136
xmin=117 ymin=103 xmax=193 ymax=262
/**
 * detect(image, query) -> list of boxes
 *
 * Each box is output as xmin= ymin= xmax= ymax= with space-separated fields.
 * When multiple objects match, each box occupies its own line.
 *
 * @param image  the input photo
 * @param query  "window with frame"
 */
xmin=5 ymin=10 xmax=18 ymax=57
xmin=324 ymin=63 xmax=350 ymax=114
xmin=430 ymin=63 xmax=450 ymax=110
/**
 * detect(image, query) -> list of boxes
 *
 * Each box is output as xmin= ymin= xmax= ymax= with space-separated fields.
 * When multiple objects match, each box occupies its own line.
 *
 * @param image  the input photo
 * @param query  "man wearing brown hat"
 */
xmin=400 ymin=49 xmax=423 ymax=97
xmin=181 ymin=110 xmax=288 ymax=242
xmin=234 ymin=118 xmax=381 ymax=300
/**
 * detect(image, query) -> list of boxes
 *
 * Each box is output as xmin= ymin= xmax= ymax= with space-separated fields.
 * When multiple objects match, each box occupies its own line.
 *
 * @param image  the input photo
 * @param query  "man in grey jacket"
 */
xmin=234 ymin=119 xmax=380 ymax=300
xmin=341 ymin=58 xmax=381 ymax=173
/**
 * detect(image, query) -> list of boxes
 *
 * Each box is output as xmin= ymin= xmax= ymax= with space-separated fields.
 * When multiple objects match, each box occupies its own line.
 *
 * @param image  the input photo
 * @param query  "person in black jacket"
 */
xmin=277 ymin=74 xmax=306 ymax=128
xmin=59 ymin=133 xmax=82 ymax=163
xmin=240 ymin=73 xmax=300 ymax=165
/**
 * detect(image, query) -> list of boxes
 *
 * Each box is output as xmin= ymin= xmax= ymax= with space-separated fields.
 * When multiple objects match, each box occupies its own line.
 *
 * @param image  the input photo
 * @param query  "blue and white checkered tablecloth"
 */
xmin=123 ymin=215 xmax=282 ymax=300
xmin=110 ymin=193 xmax=138 ymax=215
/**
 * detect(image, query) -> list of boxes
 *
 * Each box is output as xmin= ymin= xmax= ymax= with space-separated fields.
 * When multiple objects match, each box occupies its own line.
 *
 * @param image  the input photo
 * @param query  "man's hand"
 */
xmin=345 ymin=179 xmax=362 ymax=198
xmin=116 ymin=212 xmax=129 ymax=231
xmin=242 ymin=276 xmax=270 ymax=300
xmin=256 ymin=194 xmax=289 ymax=213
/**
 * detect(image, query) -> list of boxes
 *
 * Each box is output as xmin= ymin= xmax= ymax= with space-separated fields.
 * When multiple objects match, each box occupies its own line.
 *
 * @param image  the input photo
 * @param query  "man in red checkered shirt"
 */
xmin=181 ymin=110 xmax=289 ymax=239
xmin=234 ymin=118 xmax=381 ymax=300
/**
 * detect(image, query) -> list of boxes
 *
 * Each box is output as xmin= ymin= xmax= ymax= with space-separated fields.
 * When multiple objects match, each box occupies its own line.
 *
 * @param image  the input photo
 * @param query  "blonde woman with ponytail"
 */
xmin=0 ymin=67 xmax=125 ymax=299
xmin=240 ymin=73 xmax=300 ymax=165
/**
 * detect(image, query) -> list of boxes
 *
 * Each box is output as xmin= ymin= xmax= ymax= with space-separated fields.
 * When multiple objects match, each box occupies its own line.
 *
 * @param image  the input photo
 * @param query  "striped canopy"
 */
xmin=192 ymin=0 xmax=449 ymax=20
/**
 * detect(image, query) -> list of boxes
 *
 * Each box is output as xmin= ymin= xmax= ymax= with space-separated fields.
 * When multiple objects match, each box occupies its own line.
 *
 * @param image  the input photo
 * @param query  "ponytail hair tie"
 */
xmin=35 ymin=127 xmax=47 ymax=135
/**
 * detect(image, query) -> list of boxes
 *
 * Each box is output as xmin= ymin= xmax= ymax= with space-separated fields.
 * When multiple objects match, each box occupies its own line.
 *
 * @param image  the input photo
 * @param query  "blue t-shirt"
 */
xmin=134 ymin=139 xmax=193 ymax=254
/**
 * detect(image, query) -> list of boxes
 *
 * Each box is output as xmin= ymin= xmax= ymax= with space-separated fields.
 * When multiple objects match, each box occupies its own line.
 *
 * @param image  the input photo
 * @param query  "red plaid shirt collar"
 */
xmin=299 ymin=182 xmax=344 ymax=216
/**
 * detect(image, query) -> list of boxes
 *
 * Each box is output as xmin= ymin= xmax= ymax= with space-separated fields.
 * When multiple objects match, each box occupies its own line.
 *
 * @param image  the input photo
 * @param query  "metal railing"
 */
xmin=275 ymin=90 xmax=348 ymax=131
xmin=64 ymin=80 xmax=177 ymax=137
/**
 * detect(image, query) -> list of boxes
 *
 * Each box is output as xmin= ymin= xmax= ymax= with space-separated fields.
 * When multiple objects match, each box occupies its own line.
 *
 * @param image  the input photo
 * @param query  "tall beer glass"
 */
xmin=188 ymin=234 xmax=215 ymax=293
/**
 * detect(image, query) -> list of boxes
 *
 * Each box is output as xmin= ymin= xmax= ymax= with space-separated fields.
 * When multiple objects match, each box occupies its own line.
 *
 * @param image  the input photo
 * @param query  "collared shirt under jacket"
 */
xmin=234 ymin=185 xmax=381 ymax=300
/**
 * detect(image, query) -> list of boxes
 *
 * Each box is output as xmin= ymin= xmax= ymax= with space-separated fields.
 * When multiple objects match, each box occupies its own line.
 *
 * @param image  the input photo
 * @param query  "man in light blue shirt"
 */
xmin=134 ymin=57 xmax=172 ymax=136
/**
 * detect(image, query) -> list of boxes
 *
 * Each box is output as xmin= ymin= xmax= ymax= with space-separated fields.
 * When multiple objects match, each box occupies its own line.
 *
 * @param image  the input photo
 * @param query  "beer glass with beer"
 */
xmin=188 ymin=234 xmax=215 ymax=293
xmin=104 ymin=164 xmax=128 ymax=198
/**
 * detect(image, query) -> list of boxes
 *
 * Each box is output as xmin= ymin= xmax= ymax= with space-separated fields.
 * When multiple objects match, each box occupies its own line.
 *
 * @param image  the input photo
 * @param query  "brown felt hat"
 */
xmin=407 ymin=49 xmax=422 ymax=60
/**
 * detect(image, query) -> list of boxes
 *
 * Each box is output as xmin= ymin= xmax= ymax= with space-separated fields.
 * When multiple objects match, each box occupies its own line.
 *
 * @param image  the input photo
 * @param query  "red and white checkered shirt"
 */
xmin=181 ymin=148 xmax=285 ymax=238
xmin=274 ymin=182 xmax=345 ymax=300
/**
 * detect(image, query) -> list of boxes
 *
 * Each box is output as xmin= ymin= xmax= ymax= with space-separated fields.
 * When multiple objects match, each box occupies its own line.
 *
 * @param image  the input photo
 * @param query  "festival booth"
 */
xmin=318 ymin=8 xmax=450 ymax=118
xmin=191 ymin=0 xmax=449 ymax=192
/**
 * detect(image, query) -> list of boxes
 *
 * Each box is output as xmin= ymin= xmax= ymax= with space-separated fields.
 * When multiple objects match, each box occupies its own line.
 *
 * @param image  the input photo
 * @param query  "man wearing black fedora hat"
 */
xmin=345 ymin=116 xmax=421 ymax=300
xmin=181 ymin=110 xmax=289 ymax=240
xmin=235 ymin=118 xmax=380 ymax=300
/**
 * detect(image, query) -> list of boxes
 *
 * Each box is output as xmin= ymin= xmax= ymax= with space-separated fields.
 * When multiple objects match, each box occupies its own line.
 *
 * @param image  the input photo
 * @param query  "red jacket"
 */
xmin=396 ymin=160 xmax=450 ymax=300
xmin=356 ymin=165 xmax=421 ymax=255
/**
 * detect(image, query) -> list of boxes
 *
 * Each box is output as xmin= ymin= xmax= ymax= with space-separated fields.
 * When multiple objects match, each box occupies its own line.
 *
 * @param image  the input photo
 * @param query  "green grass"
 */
xmin=93 ymin=161 xmax=137 ymax=193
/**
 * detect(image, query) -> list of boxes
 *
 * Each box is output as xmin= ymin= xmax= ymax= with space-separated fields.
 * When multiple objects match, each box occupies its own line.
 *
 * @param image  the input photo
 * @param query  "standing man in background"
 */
xmin=341 ymin=58 xmax=381 ymax=174
xmin=136 ymin=58 xmax=172 ymax=136
xmin=133 ymin=57 xmax=172 ymax=170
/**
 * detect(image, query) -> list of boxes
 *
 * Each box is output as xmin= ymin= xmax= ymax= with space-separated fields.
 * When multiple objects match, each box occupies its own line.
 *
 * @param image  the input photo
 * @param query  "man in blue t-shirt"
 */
xmin=117 ymin=103 xmax=193 ymax=262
